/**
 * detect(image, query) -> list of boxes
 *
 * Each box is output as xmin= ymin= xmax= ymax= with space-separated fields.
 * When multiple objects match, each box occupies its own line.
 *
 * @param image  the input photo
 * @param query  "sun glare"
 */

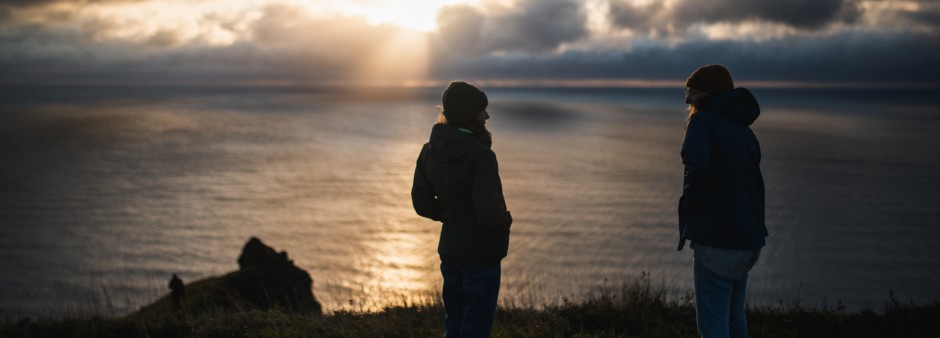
xmin=331 ymin=0 xmax=470 ymax=32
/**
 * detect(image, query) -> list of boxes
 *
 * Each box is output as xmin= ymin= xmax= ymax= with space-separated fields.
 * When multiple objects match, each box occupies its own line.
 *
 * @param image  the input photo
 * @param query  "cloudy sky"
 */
xmin=1 ymin=0 xmax=938 ymax=87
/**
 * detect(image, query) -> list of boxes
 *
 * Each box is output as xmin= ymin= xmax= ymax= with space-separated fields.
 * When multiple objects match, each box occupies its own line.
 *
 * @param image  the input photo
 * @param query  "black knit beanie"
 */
xmin=442 ymin=81 xmax=488 ymax=125
xmin=686 ymin=64 xmax=734 ymax=95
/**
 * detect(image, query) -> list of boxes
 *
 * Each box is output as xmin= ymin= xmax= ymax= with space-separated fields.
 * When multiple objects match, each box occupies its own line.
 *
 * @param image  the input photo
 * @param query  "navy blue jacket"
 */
xmin=412 ymin=124 xmax=512 ymax=265
xmin=678 ymin=88 xmax=767 ymax=251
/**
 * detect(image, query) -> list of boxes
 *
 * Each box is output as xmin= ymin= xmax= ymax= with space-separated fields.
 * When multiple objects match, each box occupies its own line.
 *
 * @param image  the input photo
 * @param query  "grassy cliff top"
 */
xmin=3 ymin=278 xmax=939 ymax=338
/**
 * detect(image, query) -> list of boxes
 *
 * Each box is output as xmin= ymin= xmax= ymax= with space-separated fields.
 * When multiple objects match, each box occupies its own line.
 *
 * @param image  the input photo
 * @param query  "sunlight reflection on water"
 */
xmin=1 ymin=87 xmax=938 ymax=317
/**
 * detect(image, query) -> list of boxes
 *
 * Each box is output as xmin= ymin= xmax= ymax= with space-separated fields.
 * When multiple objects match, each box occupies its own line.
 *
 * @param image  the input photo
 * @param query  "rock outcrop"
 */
xmin=232 ymin=237 xmax=322 ymax=313
xmin=134 ymin=237 xmax=322 ymax=318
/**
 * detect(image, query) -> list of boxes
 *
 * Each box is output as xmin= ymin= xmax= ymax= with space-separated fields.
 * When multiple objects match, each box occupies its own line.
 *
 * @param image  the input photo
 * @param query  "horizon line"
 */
xmin=2 ymin=78 xmax=939 ymax=90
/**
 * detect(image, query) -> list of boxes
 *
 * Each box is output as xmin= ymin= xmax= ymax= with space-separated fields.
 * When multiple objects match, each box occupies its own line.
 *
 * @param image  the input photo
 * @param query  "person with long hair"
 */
xmin=412 ymin=81 xmax=512 ymax=337
xmin=678 ymin=65 xmax=768 ymax=338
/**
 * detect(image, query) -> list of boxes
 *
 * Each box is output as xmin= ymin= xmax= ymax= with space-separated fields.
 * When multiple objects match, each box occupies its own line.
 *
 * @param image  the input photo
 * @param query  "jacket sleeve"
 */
xmin=680 ymin=115 xmax=715 ymax=214
xmin=412 ymin=145 xmax=442 ymax=221
xmin=472 ymin=149 xmax=513 ymax=233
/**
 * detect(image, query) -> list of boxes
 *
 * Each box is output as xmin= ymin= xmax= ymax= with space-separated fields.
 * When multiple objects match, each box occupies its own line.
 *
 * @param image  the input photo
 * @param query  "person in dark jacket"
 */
xmin=168 ymin=273 xmax=185 ymax=310
xmin=679 ymin=64 xmax=767 ymax=338
xmin=412 ymin=81 xmax=512 ymax=338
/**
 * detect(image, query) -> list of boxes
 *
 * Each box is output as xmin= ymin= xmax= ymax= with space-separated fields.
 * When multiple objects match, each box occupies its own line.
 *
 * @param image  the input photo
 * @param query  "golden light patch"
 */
xmin=321 ymin=0 xmax=471 ymax=32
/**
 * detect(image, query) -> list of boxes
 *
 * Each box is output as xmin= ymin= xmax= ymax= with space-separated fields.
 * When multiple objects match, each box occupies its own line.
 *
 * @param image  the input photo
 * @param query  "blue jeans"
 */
xmin=694 ymin=261 xmax=749 ymax=338
xmin=441 ymin=261 xmax=501 ymax=338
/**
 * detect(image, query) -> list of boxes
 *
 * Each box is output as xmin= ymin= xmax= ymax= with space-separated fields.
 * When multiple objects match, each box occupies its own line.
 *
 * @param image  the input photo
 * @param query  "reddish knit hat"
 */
xmin=686 ymin=64 xmax=734 ymax=95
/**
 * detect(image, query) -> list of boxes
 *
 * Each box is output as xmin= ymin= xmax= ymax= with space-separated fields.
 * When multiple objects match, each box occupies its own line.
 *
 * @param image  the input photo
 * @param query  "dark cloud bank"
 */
xmin=429 ymin=0 xmax=939 ymax=85
xmin=429 ymin=29 xmax=940 ymax=85
xmin=1 ymin=0 xmax=939 ymax=87
xmin=608 ymin=0 xmax=861 ymax=32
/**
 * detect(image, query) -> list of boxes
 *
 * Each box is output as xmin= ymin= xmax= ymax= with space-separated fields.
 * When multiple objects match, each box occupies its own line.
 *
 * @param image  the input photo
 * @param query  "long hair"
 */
xmin=685 ymin=91 xmax=710 ymax=127
xmin=686 ymin=104 xmax=698 ymax=127
xmin=436 ymin=107 xmax=492 ymax=148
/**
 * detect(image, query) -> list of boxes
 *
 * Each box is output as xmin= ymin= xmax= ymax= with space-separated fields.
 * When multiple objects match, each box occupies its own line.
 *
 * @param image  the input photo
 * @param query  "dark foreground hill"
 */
xmin=2 ymin=238 xmax=938 ymax=337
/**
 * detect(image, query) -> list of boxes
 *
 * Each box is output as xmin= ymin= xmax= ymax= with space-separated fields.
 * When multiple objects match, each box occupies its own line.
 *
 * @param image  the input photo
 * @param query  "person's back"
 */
xmin=412 ymin=81 xmax=512 ymax=338
xmin=680 ymin=87 xmax=767 ymax=251
xmin=678 ymin=64 xmax=767 ymax=338
xmin=414 ymin=123 xmax=511 ymax=265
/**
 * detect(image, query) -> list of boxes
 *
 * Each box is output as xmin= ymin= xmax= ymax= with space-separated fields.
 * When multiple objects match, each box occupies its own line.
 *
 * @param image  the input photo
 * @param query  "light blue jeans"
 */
xmin=694 ymin=260 xmax=749 ymax=338
xmin=441 ymin=261 xmax=501 ymax=338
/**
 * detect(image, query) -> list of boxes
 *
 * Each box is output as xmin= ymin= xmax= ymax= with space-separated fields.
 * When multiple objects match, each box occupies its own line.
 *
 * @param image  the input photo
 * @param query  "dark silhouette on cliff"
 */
xmin=168 ymin=274 xmax=185 ymax=310
xmin=135 ymin=237 xmax=321 ymax=318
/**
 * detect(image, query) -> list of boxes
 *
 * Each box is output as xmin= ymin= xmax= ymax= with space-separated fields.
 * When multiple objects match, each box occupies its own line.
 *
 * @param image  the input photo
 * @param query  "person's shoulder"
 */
xmin=689 ymin=111 xmax=716 ymax=126
xmin=417 ymin=142 xmax=431 ymax=155
xmin=694 ymin=103 xmax=736 ymax=126
xmin=469 ymin=144 xmax=497 ymax=163
xmin=471 ymin=143 xmax=494 ymax=155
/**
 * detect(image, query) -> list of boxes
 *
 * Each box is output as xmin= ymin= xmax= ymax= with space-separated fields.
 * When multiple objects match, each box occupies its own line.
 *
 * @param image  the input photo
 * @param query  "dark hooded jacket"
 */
xmin=679 ymin=88 xmax=767 ymax=251
xmin=412 ymin=124 xmax=512 ymax=265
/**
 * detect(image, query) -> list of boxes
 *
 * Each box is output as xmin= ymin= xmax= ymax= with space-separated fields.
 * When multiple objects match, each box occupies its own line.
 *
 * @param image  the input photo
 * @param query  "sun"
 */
xmin=332 ymin=0 xmax=471 ymax=32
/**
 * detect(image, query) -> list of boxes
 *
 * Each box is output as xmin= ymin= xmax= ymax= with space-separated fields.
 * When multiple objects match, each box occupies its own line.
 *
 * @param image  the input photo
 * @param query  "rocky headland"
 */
xmin=134 ymin=237 xmax=321 ymax=319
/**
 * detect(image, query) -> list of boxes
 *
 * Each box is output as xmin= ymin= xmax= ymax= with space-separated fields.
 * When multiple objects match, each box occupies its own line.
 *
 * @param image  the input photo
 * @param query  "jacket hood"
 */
xmin=701 ymin=88 xmax=761 ymax=126
xmin=428 ymin=124 xmax=482 ymax=162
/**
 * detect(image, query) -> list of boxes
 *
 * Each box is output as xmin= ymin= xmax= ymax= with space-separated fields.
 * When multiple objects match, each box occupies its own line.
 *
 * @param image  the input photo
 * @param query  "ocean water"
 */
xmin=1 ymin=85 xmax=938 ymax=318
